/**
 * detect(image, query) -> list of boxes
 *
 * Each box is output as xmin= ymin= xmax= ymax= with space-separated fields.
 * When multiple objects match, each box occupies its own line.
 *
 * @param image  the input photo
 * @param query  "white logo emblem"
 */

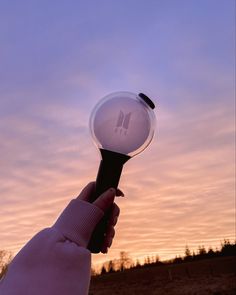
xmin=115 ymin=111 xmax=131 ymax=135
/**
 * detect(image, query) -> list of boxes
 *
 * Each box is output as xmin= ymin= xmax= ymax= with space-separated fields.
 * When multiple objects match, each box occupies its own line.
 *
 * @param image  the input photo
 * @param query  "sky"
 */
xmin=0 ymin=0 xmax=235 ymax=268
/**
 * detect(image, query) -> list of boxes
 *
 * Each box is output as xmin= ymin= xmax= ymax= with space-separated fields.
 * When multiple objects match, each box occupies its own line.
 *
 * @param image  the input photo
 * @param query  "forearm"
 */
xmin=0 ymin=198 xmax=104 ymax=295
xmin=0 ymin=228 xmax=92 ymax=294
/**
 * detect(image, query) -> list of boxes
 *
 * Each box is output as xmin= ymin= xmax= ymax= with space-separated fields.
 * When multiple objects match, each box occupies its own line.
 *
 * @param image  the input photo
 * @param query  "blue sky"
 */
xmin=0 ymin=0 xmax=235 ymax=267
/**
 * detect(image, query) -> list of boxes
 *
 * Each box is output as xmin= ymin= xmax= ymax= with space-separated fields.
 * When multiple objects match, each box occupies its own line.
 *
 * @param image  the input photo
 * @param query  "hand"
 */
xmin=77 ymin=182 xmax=124 ymax=254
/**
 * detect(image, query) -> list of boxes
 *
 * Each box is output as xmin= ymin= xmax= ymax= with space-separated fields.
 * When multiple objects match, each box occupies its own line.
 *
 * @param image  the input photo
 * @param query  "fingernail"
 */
xmin=116 ymin=189 xmax=125 ymax=197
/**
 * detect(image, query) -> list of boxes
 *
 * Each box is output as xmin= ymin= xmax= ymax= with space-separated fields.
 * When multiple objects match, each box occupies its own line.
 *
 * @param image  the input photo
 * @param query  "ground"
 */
xmin=89 ymin=256 xmax=236 ymax=295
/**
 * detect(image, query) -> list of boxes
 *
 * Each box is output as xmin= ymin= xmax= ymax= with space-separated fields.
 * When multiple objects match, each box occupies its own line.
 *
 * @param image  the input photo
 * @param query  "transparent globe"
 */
xmin=90 ymin=91 xmax=156 ymax=157
xmin=88 ymin=91 xmax=156 ymax=253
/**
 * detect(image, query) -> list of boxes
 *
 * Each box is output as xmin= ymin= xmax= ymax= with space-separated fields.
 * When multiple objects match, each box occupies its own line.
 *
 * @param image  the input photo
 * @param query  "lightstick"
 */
xmin=88 ymin=91 xmax=156 ymax=253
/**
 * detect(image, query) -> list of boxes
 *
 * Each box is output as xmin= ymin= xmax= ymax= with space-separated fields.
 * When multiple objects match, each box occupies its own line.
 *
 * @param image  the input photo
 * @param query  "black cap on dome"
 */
xmin=138 ymin=93 xmax=155 ymax=109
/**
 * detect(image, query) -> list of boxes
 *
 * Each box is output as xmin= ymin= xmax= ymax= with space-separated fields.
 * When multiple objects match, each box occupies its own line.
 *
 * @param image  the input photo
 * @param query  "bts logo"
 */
xmin=115 ymin=111 xmax=132 ymax=135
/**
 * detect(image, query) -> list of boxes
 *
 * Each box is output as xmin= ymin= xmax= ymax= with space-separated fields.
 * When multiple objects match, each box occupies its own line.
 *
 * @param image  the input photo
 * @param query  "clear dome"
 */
xmin=90 ymin=91 xmax=156 ymax=157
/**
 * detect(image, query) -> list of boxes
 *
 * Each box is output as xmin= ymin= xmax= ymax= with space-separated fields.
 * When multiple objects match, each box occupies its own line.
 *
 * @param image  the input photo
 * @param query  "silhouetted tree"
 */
xmin=135 ymin=259 xmax=141 ymax=268
xmin=207 ymin=247 xmax=215 ymax=258
xmin=184 ymin=245 xmax=192 ymax=261
xmin=215 ymin=247 xmax=220 ymax=256
xmin=221 ymin=239 xmax=236 ymax=256
xmin=107 ymin=260 xmax=116 ymax=273
xmin=198 ymin=245 xmax=207 ymax=258
xmin=0 ymin=250 xmax=12 ymax=279
xmin=173 ymin=256 xmax=183 ymax=264
xmin=155 ymin=255 xmax=160 ymax=264
xmin=100 ymin=265 xmax=107 ymax=275
xmin=119 ymin=251 xmax=132 ymax=271
xmin=146 ymin=256 xmax=151 ymax=265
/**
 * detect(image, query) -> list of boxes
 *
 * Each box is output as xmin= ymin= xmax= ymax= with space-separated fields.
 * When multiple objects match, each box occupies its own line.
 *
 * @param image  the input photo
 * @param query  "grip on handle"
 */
xmin=88 ymin=149 xmax=130 ymax=253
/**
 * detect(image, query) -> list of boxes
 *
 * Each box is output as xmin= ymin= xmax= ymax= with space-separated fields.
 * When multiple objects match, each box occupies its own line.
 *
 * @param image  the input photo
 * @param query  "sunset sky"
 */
xmin=0 ymin=0 xmax=235 ymax=268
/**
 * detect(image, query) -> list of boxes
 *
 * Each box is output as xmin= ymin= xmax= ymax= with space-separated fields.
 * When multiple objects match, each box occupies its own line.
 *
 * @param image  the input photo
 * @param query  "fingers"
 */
xmin=101 ymin=203 xmax=120 ymax=253
xmin=108 ymin=203 xmax=120 ymax=226
xmin=77 ymin=182 xmax=95 ymax=202
xmin=101 ymin=226 xmax=115 ymax=253
xmin=92 ymin=188 xmax=123 ymax=253
xmin=77 ymin=183 xmax=124 ymax=204
xmin=75 ymin=183 xmax=124 ymax=254
xmin=93 ymin=188 xmax=116 ymax=212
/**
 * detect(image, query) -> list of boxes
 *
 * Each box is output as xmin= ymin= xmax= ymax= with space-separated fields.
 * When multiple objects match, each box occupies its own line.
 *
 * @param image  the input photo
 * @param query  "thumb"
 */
xmin=93 ymin=188 xmax=116 ymax=212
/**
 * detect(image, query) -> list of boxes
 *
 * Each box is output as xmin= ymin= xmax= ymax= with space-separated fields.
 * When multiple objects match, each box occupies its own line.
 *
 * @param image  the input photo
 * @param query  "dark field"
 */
xmin=89 ymin=256 xmax=236 ymax=295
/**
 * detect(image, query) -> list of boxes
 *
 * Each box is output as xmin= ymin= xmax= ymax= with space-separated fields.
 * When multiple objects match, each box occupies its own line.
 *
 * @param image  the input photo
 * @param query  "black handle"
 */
xmin=88 ymin=149 xmax=130 ymax=253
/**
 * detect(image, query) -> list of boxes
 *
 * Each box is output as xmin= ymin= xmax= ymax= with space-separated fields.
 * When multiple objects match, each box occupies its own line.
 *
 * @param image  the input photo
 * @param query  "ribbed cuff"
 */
xmin=53 ymin=199 xmax=104 ymax=248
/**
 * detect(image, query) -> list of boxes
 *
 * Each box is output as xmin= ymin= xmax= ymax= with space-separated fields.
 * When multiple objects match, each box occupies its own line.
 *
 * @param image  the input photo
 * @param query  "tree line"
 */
xmin=93 ymin=239 xmax=236 ymax=275
xmin=1 ymin=239 xmax=235 ymax=279
xmin=0 ymin=250 xmax=12 ymax=280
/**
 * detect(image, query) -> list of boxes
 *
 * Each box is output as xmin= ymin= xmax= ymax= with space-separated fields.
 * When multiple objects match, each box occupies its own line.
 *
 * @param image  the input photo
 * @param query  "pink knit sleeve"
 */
xmin=0 ymin=199 xmax=104 ymax=295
